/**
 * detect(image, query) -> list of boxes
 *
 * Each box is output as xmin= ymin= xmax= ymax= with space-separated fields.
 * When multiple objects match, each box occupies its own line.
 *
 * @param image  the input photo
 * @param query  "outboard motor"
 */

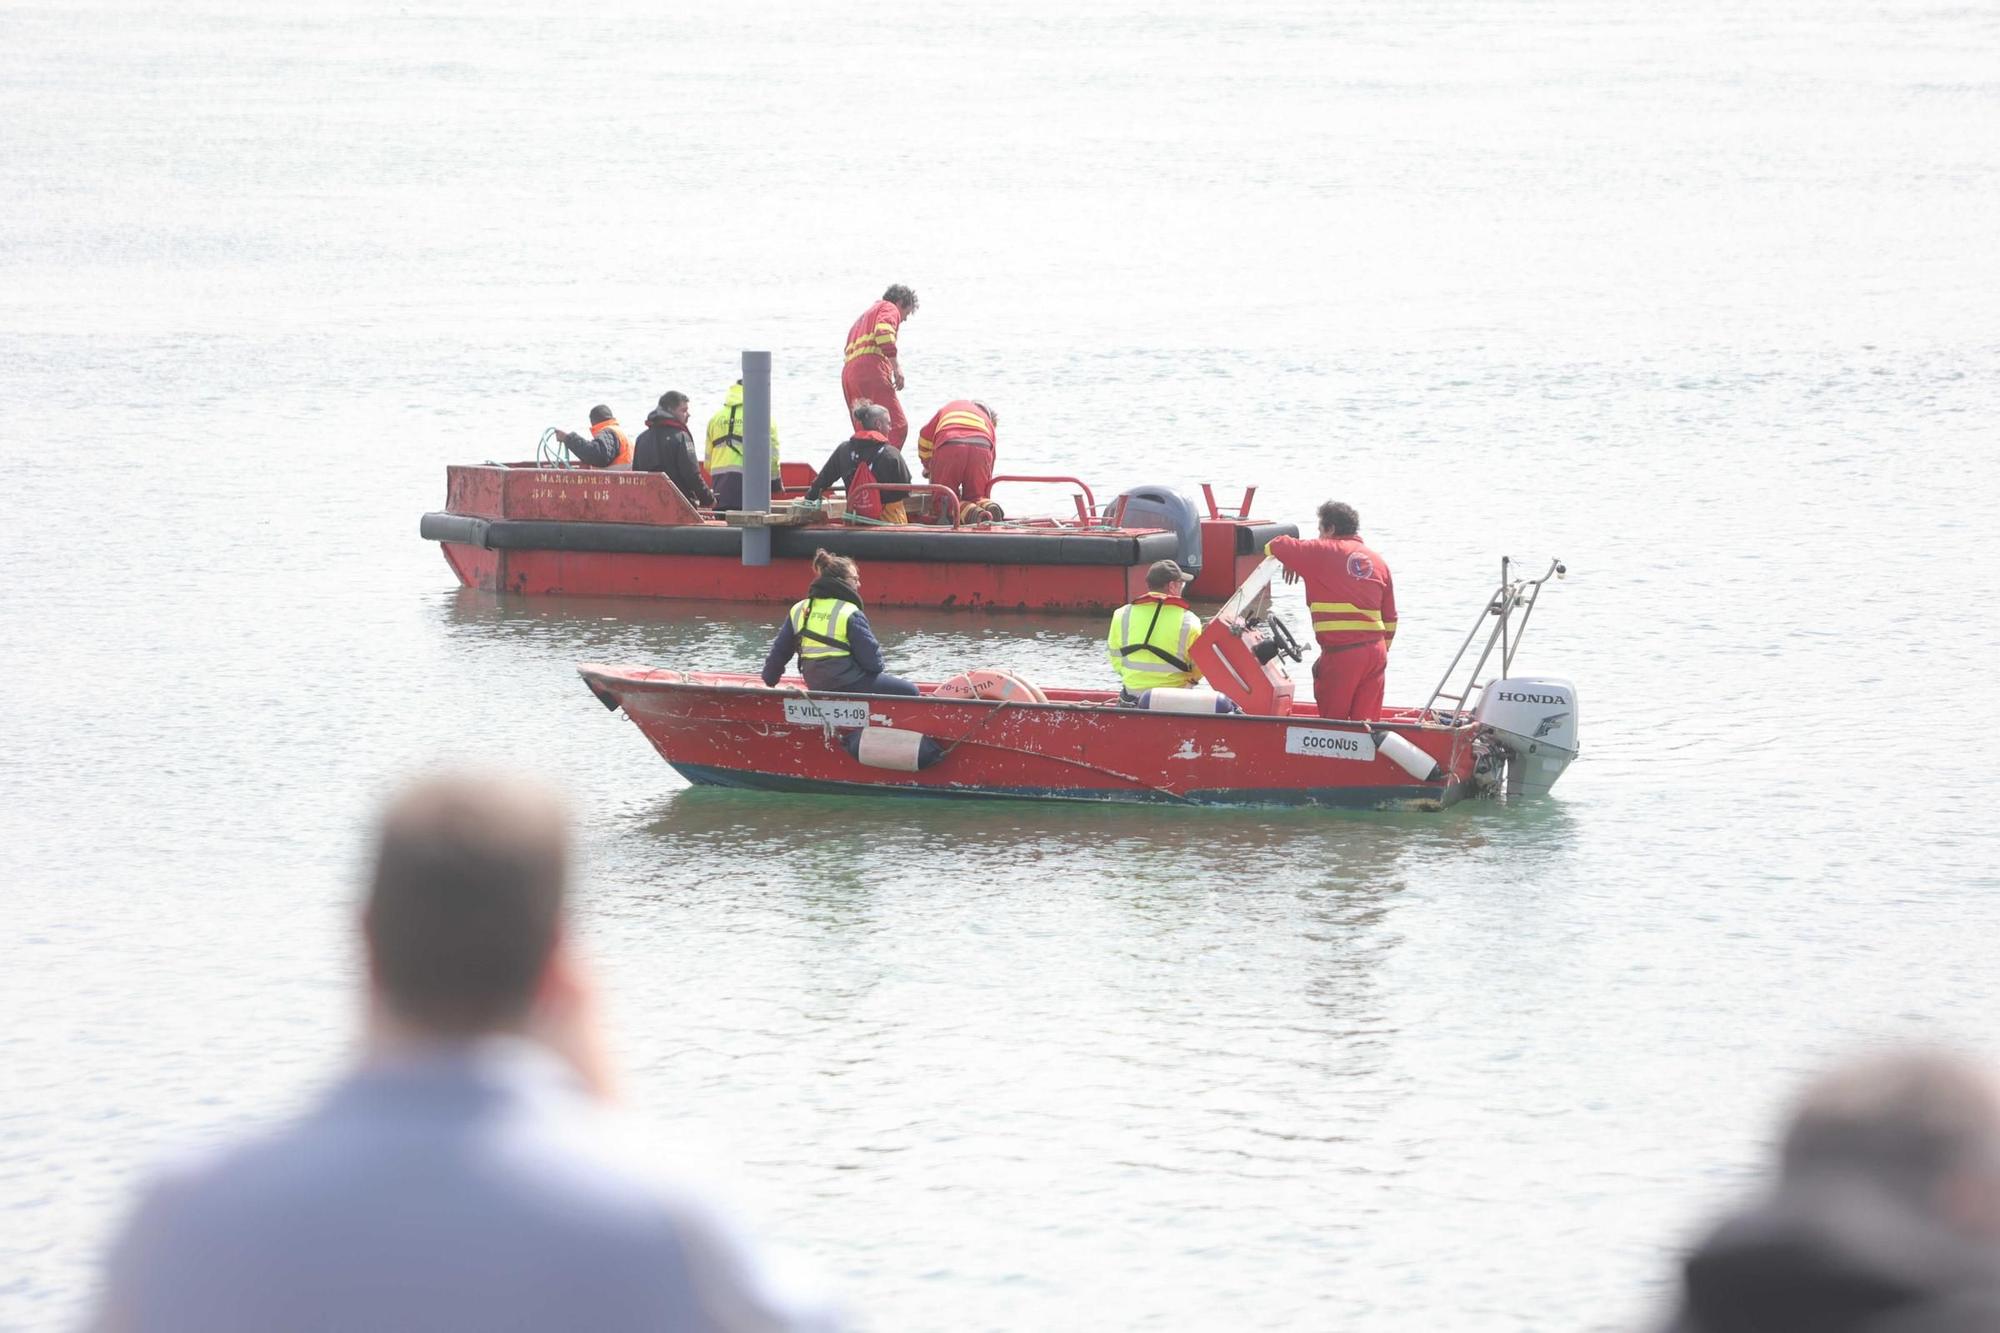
xmin=1108 ymin=486 xmax=1202 ymax=573
xmin=1475 ymin=677 xmax=1579 ymax=796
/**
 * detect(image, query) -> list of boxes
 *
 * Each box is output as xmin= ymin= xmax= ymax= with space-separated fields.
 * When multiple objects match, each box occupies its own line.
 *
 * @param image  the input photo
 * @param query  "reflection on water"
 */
xmin=637 ymin=782 xmax=1574 ymax=867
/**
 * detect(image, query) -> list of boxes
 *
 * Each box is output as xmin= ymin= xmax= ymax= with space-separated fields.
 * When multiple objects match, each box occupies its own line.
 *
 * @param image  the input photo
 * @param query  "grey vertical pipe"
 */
xmin=740 ymin=350 xmax=773 ymax=566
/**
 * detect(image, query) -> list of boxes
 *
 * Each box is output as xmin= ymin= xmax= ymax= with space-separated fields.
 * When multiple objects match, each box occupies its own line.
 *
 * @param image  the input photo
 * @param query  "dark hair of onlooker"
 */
xmin=588 ymin=404 xmax=614 ymax=425
xmin=811 ymin=548 xmax=860 ymax=587
xmin=659 ymin=391 xmax=689 ymax=414
xmin=883 ymin=284 xmax=918 ymax=314
xmin=363 ymin=776 xmax=568 ymax=1034
xmin=1319 ymin=501 xmax=1360 ymax=536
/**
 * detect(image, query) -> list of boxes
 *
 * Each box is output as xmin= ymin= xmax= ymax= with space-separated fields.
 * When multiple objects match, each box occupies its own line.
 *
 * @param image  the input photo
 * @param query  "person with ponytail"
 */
xmin=760 ymin=549 xmax=921 ymax=696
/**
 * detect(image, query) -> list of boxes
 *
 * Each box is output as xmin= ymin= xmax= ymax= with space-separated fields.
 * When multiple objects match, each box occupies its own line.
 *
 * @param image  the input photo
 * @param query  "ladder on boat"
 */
xmin=1423 ymin=556 xmax=1567 ymax=723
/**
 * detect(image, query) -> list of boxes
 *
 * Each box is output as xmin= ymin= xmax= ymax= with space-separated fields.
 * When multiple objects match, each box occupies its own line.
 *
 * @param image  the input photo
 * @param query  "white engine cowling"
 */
xmin=1474 ymin=677 xmax=1579 ymax=796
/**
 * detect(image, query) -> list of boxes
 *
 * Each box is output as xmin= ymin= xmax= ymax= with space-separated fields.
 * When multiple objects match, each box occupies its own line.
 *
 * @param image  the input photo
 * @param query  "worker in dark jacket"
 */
xmin=632 ymin=392 xmax=714 ymax=507
xmin=761 ymin=549 xmax=920 ymax=696
xmin=556 ymin=405 xmax=632 ymax=468
xmin=802 ymin=402 xmax=913 ymax=523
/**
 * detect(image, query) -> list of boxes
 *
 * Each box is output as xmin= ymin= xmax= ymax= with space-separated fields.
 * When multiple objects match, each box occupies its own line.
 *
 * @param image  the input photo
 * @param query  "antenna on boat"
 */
xmin=741 ymin=350 xmax=773 ymax=567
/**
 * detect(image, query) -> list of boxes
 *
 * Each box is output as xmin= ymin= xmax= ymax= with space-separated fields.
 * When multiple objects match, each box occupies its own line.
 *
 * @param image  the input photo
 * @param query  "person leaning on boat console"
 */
xmin=1107 ymin=560 xmax=1205 ymax=704
xmin=802 ymin=402 xmax=913 ymax=524
xmin=1267 ymin=501 xmax=1397 ymax=722
xmin=632 ymin=391 xmax=714 ymax=507
xmin=762 ymin=549 xmax=921 ymax=697
xmin=556 ymin=404 xmax=633 ymax=468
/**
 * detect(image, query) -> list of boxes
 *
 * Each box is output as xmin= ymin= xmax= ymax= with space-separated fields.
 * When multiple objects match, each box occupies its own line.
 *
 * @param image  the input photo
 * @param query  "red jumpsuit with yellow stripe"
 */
xmin=1266 ymin=534 xmax=1397 ymax=721
xmin=916 ymin=400 xmax=998 ymax=503
xmin=841 ymin=300 xmax=908 ymax=447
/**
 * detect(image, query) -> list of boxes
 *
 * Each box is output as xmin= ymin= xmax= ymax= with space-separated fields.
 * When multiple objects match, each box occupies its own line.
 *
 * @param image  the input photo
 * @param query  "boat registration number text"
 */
xmin=1284 ymin=727 xmax=1376 ymax=761
xmin=782 ymin=699 xmax=872 ymax=727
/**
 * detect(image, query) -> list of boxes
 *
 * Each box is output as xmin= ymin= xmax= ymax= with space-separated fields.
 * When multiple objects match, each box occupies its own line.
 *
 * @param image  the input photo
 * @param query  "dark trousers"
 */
xmin=712 ymin=473 xmax=783 ymax=511
xmin=853 ymin=672 xmax=921 ymax=697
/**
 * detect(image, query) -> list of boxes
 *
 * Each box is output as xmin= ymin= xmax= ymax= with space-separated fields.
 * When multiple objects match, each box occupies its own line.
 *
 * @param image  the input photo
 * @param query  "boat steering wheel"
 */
xmin=1264 ymin=613 xmax=1306 ymax=663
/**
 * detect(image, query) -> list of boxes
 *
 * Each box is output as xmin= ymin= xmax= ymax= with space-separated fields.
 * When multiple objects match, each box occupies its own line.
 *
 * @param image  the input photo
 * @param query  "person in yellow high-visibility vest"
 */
xmin=761 ymin=549 xmax=920 ymax=696
xmin=705 ymin=380 xmax=783 ymax=511
xmin=1106 ymin=560 xmax=1204 ymax=704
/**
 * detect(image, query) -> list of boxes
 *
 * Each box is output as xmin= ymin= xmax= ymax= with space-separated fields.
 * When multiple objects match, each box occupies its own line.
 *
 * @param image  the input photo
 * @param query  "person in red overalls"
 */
xmin=841 ymin=284 xmax=918 ymax=448
xmin=1266 ymin=501 xmax=1398 ymax=721
xmin=916 ymin=399 xmax=998 ymax=505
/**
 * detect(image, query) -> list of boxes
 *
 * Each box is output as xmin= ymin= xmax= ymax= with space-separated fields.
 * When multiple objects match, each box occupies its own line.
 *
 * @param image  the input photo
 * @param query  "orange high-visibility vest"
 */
xmin=602 ymin=420 xmax=633 ymax=467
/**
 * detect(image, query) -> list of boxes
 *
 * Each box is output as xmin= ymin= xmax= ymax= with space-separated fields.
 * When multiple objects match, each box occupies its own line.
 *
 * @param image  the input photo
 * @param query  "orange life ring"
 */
xmin=933 ymin=668 xmax=1047 ymax=704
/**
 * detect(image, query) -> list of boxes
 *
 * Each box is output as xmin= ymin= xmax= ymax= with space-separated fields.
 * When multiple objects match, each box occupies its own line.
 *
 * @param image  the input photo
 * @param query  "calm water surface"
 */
xmin=3 ymin=2 xmax=1997 ymax=1329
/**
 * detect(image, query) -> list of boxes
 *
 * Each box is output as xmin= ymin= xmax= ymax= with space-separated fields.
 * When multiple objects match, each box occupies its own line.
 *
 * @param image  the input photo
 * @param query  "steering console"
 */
xmin=1264 ymin=612 xmax=1306 ymax=663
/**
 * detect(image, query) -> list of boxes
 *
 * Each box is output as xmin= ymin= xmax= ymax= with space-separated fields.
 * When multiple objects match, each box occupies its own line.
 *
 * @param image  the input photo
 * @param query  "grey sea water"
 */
xmin=3 ymin=1 xmax=1997 ymax=1328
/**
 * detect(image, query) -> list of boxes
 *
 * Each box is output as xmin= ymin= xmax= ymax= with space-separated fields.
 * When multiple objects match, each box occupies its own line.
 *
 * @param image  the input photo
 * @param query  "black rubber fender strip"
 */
xmin=1235 ymin=521 xmax=1301 ymax=554
xmin=419 ymin=514 xmax=1182 ymax=567
xmin=419 ymin=512 xmax=493 ymax=547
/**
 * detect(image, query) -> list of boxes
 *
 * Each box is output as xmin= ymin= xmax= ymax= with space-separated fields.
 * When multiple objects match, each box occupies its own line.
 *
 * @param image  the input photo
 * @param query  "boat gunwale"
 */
xmin=576 ymin=664 xmax=1479 ymax=736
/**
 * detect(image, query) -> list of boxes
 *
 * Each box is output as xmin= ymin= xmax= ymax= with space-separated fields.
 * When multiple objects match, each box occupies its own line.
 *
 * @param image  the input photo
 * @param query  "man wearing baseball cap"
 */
xmin=1106 ymin=559 xmax=1205 ymax=704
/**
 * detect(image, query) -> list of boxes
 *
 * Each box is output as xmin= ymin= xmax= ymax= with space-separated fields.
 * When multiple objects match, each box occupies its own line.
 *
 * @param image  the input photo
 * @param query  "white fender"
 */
xmin=855 ymin=727 xmax=928 ymax=772
xmin=1375 ymin=730 xmax=1443 ymax=781
xmin=1144 ymin=687 xmax=1227 ymax=715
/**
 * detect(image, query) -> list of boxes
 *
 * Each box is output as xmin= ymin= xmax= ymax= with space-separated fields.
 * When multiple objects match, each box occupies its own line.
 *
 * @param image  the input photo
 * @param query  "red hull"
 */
xmin=580 ymin=667 xmax=1491 ymax=811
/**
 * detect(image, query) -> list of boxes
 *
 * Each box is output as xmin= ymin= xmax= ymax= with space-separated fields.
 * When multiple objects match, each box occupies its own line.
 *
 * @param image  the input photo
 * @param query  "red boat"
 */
xmin=578 ymin=559 xmax=1578 ymax=811
xmin=421 ymin=460 xmax=1292 ymax=611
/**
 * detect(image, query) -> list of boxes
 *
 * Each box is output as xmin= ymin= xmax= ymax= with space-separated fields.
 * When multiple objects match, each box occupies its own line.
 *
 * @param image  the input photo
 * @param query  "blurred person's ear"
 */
xmin=1938 ymin=1162 xmax=2000 ymax=1240
xmin=529 ymin=930 xmax=618 ymax=1104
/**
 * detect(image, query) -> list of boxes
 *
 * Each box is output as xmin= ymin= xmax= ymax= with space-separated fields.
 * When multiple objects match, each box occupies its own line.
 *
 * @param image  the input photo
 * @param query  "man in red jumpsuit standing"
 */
xmin=841 ymin=284 xmax=918 ymax=448
xmin=1266 ymin=501 xmax=1398 ymax=721
xmin=916 ymin=399 xmax=998 ymax=506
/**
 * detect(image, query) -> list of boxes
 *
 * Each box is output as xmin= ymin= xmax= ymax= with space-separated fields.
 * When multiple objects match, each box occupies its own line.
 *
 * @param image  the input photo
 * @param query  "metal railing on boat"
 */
xmin=1422 ymin=556 xmax=1567 ymax=724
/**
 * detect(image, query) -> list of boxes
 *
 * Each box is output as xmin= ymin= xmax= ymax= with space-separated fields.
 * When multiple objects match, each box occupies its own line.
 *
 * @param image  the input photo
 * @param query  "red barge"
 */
xmin=420 ymin=462 xmax=1293 ymax=611
xmin=579 ymin=559 xmax=1579 ymax=811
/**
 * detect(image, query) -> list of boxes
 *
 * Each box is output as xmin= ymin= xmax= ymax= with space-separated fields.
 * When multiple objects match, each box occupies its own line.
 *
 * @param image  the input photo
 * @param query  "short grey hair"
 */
xmin=854 ymin=402 xmax=891 ymax=433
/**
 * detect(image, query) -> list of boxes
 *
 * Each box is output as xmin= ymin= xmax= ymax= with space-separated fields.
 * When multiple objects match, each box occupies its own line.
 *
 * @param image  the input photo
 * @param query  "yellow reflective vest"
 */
xmin=1106 ymin=595 xmax=1203 ymax=692
xmin=790 ymin=597 xmax=857 ymax=661
xmin=706 ymin=382 xmax=782 ymax=476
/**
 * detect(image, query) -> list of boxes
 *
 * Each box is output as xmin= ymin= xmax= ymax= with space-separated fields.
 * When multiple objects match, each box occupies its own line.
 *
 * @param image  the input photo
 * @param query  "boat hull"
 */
xmin=425 ymin=465 xmax=1292 ymax=610
xmin=434 ymin=538 xmax=1165 ymax=610
xmin=666 ymin=761 xmax=1476 ymax=809
xmin=581 ymin=667 xmax=1489 ymax=812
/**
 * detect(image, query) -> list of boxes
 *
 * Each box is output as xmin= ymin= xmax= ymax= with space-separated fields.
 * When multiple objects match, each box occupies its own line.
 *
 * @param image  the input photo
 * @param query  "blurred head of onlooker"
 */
xmin=92 ymin=773 xmax=834 ymax=1333
xmin=361 ymin=774 xmax=609 ymax=1088
xmin=1659 ymin=1050 xmax=2000 ymax=1333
